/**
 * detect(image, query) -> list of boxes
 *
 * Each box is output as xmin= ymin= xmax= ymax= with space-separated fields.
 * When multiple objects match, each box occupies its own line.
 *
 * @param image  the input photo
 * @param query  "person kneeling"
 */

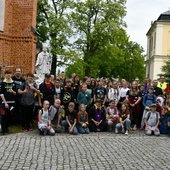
xmin=61 ymin=102 xmax=78 ymax=135
xmin=89 ymin=99 xmax=107 ymax=132
xmin=144 ymin=103 xmax=160 ymax=136
xmin=38 ymin=100 xmax=55 ymax=136
xmin=115 ymin=103 xmax=131 ymax=135
xmin=77 ymin=104 xmax=90 ymax=134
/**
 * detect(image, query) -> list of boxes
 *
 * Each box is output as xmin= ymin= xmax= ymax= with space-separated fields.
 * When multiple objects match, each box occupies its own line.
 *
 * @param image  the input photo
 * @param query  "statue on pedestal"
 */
xmin=35 ymin=44 xmax=52 ymax=82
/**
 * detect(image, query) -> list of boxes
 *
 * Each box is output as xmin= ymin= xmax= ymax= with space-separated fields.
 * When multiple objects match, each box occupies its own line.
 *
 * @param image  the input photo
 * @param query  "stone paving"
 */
xmin=0 ymin=130 xmax=170 ymax=170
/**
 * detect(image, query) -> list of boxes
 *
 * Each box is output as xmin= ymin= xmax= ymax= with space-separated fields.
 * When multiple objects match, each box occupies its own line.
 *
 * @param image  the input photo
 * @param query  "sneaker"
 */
xmin=125 ymin=130 xmax=129 ymax=135
xmin=21 ymin=128 xmax=28 ymax=132
xmin=133 ymin=125 xmax=137 ymax=131
xmin=139 ymin=127 xmax=144 ymax=131
xmin=43 ymin=130 xmax=47 ymax=135
xmin=28 ymin=128 xmax=33 ymax=131
xmin=0 ymin=131 xmax=5 ymax=136
xmin=115 ymin=128 xmax=118 ymax=134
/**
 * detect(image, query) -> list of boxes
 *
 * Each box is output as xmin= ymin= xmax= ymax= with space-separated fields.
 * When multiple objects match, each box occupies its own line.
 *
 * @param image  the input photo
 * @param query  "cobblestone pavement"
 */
xmin=0 ymin=130 xmax=170 ymax=170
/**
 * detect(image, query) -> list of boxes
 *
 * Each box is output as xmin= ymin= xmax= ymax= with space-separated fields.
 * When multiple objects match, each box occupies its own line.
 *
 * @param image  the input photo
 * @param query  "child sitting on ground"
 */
xmin=144 ymin=103 xmax=160 ymax=136
xmin=77 ymin=104 xmax=90 ymax=134
xmin=49 ymin=99 xmax=63 ymax=133
xmin=115 ymin=103 xmax=131 ymax=135
xmin=61 ymin=102 xmax=78 ymax=135
xmin=159 ymin=106 xmax=169 ymax=135
xmin=38 ymin=100 xmax=55 ymax=136
xmin=106 ymin=100 xmax=119 ymax=131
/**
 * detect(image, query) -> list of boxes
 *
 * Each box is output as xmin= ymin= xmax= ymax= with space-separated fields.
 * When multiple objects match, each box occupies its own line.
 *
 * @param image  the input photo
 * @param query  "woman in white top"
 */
xmin=107 ymin=81 xmax=120 ymax=106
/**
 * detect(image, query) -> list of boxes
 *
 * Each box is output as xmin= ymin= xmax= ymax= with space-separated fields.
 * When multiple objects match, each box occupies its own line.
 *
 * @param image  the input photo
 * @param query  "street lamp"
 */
xmin=130 ymin=44 xmax=137 ymax=82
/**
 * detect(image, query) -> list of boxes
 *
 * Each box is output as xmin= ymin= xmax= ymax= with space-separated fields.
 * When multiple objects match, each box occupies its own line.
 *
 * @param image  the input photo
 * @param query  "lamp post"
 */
xmin=130 ymin=44 xmax=137 ymax=82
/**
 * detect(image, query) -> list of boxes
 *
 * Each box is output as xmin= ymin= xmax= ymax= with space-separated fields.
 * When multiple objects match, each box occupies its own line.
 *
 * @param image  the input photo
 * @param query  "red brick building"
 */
xmin=0 ymin=0 xmax=37 ymax=74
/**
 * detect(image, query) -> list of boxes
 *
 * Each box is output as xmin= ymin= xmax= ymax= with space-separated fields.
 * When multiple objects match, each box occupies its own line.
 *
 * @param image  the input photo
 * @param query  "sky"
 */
xmin=124 ymin=0 xmax=170 ymax=53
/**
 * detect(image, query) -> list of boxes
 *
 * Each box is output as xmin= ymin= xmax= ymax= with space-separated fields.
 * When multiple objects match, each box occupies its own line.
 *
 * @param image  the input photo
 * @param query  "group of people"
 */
xmin=0 ymin=68 xmax=170 ymax=137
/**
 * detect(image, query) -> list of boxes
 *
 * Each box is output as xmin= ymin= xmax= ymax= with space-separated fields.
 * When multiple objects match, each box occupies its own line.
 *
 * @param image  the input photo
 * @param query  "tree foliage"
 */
xmin=161 ymin=55 xmax=170 ymax=82
xmin=37 ymin=0 xmax=146 ymax=81
xmin=37 ymin=0 xmax=74 ymax=74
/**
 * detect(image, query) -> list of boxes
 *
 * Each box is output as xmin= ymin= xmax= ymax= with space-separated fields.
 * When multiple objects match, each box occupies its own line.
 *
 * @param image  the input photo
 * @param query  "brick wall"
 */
xmin=0 ymin=0 xmax=37 ymax=74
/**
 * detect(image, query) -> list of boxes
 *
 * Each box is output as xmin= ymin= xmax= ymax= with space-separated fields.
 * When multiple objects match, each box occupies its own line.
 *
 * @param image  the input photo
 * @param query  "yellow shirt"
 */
xmin=157 ymin=82 xmax=167 ymax=92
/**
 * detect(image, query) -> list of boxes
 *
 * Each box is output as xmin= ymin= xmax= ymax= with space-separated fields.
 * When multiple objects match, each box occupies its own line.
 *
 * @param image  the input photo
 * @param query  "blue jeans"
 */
xmin=61 ymin=120 xmax=78 ymax=135
xmin=116 ymin=119 xmax=131 ymax=132
xmin=77 ymin=124 xmax=90 ymax=134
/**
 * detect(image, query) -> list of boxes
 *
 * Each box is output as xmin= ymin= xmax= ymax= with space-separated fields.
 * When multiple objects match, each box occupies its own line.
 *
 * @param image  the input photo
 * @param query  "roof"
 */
xmin=157 ymin=10 xmax=170 ymax=21
xmin=146 ymin=10 xmax=170 ymax=35
xmin=162 ymin=10 xmax=170 ymax=15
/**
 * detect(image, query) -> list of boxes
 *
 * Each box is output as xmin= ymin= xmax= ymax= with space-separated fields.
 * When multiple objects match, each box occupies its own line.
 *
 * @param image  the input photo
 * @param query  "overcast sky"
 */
xmin=124 ymin=0 xmax=170 ymax=53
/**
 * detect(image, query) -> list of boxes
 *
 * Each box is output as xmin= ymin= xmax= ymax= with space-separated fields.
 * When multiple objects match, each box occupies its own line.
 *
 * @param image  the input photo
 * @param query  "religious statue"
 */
xmin=35 ymin=44 xmax=52 ymax=81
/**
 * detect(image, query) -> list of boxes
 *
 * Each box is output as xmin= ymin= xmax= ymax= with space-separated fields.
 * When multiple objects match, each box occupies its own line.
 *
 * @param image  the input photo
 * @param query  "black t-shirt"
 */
xmin=65 ymin=109 xmax=77 ymax=124
xmin=12 ymin=76 xmax=25 ymax=90
xmin=39 ymin=82 xmax=56 ymax=105
xmin=60 ymin=87 xmax=75 ymax=107
xmin=94 ymin=87 xmax=107 ymax=100
xmin=126 ymin=90 xmax=142 ymax=98
xmin=0 ymin=81 xmax=17 ymax=102
xmin=153 ymin=87 xmax=163 ymax=96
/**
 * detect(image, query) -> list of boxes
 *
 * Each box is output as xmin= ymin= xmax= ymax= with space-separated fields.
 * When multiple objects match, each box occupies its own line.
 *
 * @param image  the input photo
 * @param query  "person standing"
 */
xmin=18 ymin=73 xmax=40 ymax=132
xmin=0 ymin=70 xmax=17 ymax=135
xmin=39 ymin=74 xmax=56 ymax=106
xmin=157 ymin=75 xmax=167 ymax=94
xmin=94 ymin=79 xmax=107 ymax=106
xmin=60 ymin=78 xmax=75 ymax=110
xmin=77 ymin=83 xmax=91 ymax=109
xmin=152 ymin=79 xmax=163 ymax=97
xmin=126 ymin=81 xmax=142 ymax=130
xmin=140 ymin=87 xmax=156 ymax=130
xmin=12 ymin=68 xmax=25 ymax=125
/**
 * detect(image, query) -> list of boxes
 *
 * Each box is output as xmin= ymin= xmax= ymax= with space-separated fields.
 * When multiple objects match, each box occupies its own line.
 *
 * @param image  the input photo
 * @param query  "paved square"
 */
xmin=0 ymin=131 xmax=170 ymax=170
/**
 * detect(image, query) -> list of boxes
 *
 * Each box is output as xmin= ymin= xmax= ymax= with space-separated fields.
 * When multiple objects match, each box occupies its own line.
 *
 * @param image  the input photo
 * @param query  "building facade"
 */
xmin=146 ymin=10 xmax=170 ymax=80
xmin=0 ymin=0 xmax=37 ymax=74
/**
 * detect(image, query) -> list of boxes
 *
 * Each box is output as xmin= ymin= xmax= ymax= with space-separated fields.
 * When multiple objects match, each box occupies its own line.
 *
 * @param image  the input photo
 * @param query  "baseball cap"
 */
xmin=45 ymin=73 xmax=51 ymax=78
xmin=150 ymin=103 xmax=157 ymax=108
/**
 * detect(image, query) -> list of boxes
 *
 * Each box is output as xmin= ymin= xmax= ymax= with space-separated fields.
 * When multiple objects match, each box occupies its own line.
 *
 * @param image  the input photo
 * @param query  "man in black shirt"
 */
xmin=152 ymin=79 xmax=163 ymax=97
xmin=12 ymin=68 xmax=25 ymax=125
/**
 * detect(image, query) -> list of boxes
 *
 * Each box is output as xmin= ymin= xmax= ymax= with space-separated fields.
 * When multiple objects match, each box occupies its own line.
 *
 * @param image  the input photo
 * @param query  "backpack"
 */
xmin=147 ymin=111 xmax=159 ymax=122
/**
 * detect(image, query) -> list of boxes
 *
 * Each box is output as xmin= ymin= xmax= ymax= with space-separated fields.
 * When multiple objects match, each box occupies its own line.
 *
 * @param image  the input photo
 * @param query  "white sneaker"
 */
xmin=115 ymin=128 xmax=118 ymax=134
xmin=133 ymin=125 xmax=137 ymax=131
xmin=125 ymin=130 xmax=128 ymax=135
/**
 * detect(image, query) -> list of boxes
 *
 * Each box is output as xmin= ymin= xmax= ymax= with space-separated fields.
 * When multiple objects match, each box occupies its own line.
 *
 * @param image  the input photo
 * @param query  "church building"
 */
xmin=145 ymin=10 xmax=170 ymax=80
xmin=0 ymin=0 xmax=37 ymax=74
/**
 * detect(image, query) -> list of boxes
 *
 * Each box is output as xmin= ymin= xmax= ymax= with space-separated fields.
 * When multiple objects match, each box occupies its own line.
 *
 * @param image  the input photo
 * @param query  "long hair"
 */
xmin=129 ymin=81 xmax=139 ymax=96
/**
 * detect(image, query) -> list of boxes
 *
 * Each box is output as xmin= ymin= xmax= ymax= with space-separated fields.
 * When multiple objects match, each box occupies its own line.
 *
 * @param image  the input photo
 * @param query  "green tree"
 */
xmin=37 ymin=0 xmax=74 ymax=74
xmin=161 ymin=55 xmax=170 ymax=82
xmin=70 ymin=0 xmax=145 ymax=79
xmin=36 ymin=0 xmax=145 ymax=80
